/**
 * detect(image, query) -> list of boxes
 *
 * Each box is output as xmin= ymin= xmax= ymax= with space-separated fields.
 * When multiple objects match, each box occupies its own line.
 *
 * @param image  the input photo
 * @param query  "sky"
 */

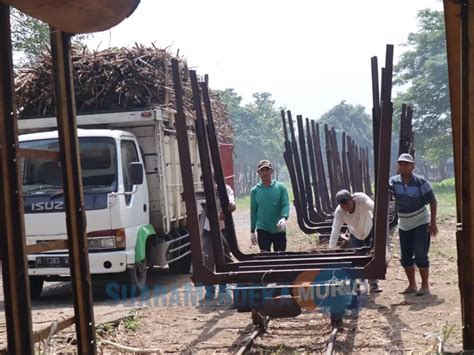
xmin=87 ymin=0 xmax=444 ymax=119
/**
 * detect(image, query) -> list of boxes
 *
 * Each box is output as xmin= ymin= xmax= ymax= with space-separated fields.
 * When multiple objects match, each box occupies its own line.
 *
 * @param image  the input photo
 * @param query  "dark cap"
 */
xmin=257 ymin=159 xmax=273 ymax=171
xmin=397 ymin=153 xmax=414 ymax=164
xmin=335 ymin=189 xmax=352 ymax=204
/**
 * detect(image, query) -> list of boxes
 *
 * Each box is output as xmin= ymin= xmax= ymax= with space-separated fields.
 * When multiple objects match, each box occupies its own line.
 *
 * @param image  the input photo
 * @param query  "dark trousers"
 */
xmin=399 ymin=223 xmax=430 ymax=268
xmin=257 ymin=229 xmax=286 ymax=252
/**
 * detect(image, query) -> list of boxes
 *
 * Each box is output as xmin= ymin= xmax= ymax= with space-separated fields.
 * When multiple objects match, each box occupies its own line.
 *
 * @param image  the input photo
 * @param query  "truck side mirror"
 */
xmin=130 ymin=162 xmax=144 ymax=185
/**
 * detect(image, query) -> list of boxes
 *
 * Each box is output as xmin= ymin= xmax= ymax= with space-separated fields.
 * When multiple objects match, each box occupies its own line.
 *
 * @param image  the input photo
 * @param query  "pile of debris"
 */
xmin=15 ymin=44 xmax=233 ymax=143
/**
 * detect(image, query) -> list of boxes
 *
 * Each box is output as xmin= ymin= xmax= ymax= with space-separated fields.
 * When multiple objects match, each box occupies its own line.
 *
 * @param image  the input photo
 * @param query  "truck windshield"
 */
xmin=20 ymin=137 xmax=117 ymax=195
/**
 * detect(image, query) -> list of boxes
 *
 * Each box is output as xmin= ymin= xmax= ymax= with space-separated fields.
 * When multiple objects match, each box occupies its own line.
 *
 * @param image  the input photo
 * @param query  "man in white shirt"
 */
xmin=203 ymin=183 xmax=236 ymax=300
xmin=328 ymin=189 xmax=381 ymax=293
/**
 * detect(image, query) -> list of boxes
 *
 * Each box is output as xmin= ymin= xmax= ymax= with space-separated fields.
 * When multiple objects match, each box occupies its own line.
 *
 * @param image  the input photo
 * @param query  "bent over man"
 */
xmin=329 ymin=189 xmax=381 ymax=293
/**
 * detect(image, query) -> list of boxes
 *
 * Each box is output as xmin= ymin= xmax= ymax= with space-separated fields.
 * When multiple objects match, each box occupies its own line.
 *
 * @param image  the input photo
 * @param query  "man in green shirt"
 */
xmin=250 ymin=160 xmax=290 ymax=252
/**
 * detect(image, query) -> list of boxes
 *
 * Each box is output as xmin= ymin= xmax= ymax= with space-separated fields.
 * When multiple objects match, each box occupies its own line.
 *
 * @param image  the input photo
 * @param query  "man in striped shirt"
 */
xmin=389 ymin=153 xmax=438 ymax=296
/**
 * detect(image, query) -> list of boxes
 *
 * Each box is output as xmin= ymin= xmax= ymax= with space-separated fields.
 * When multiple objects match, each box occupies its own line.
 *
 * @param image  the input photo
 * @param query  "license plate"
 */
xmin=36 ymin=256 xmax=69 ymax=268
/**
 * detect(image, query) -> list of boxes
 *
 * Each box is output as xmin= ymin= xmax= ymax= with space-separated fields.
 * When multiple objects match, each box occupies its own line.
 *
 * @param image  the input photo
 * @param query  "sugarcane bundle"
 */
xmin=15 ymin=44 xmax=233 ymax=143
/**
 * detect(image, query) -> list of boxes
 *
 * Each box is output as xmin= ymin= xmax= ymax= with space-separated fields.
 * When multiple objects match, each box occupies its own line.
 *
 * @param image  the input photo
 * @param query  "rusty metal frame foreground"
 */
xmin=444 ymin=0 xmax=474 ymax=350
xmin=171 ymin=45 xmax=393 ymax=286
xmin=0 ymin=5 xmax=96 ymax=354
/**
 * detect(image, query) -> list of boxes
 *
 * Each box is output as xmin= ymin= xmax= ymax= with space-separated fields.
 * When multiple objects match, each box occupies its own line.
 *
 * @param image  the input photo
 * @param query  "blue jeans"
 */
xmin=350 ymin=232 xmax=377 ymax=286
xmin=399 ymin=223 xmax=430 ymax=268
xmin=205 ymin=284 xmax=227 ymax=297
xmin=349 ymin=231 xmax=373 ymax=248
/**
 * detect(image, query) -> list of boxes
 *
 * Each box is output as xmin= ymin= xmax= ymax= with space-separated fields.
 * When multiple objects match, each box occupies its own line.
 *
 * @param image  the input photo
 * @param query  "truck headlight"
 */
xmin=87 ymin=229 xmax=126 ymax=250
xmin=88 ymin=239 xmax=101 ymax=250
xmin=99 ymin=237 xmax=116 ymax=249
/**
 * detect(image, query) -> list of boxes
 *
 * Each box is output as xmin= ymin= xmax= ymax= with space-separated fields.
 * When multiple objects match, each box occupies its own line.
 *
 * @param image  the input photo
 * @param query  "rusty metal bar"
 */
xmin=341 ymin=132 xmax=350 ymax=190
xmin=365 ymin=44 xmax=393 ymax=279
xmin=459 ymin=0 xmax=474 ymax=348
xmin=324 ymin=124 xmax=336 ymax=208
xmin=358 ymin=146 xmax=364 ymax=192
xmin=189 ymin=70 xmax=225 ymax=269
xmin=346 ymin=135 xmax=357 ymax=192
xmin=406 ymin=105 xmax=415 ymax=157
xmin=0 ymin=5 xmax=34 ymax=354
xmin=200 ymin=80 xmax=249 ymax=261
xmin=296 ymin=115 xmax=321 ymax=222
xmin=398 ymin=103 xmax=408 ymax=156
xmin=330 ymin=128 xmax=344 ymax=191
xmin=363 ymin=148 xmax=372 ymax=195
xmin=171 ymin=59 xmax=206 ymax=273
xmin=49 ymin=28 xmax=96 ymax=354
xmin=285 ymin=111 xmax=325 ymax=229
xmin=371 ymin=56 xmax=381 ymax=191
xmin=282 ymin=111 xmax=318 ymax=234
xmin=444 ymin=0 xmax=469 ymax=349
xmin=288 ymin=111 xmax=310 ymax=219
xmin=306 ymin=118 xmax=330 ymax=219
xmin=312 ymin=121 xmax=331 ymax=214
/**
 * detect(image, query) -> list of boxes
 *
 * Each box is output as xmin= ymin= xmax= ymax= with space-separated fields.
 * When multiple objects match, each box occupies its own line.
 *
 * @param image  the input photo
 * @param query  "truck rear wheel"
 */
xmin=29 ymin=276 xmax=44 ymax=300
xmin=168 ymin=253 xmax=191 ymax=274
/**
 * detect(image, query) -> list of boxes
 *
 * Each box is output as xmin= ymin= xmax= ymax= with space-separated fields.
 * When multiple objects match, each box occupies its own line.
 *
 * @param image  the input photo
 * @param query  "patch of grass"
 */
xmin=235 ymin=195 xmax=250 ymax=211
xmin=432 ymin=178 xmax=456 ymax=219
xmin=100 ymin=321 xmax=115 ymax=333
xmin=123 ymin=315 xmax=140 ymax=332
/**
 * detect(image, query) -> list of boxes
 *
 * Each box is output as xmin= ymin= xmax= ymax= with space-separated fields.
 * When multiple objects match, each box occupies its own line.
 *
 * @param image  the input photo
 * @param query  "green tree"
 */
xmin=317 ymin=100 xmax=373 ymax=152
xmin=10 ymin=9 xmax=89 ymax=62
xmin=217 ymin=89 xmax=284 ymax=165
xmin=394 ymin=9 xmax=451 ymax=175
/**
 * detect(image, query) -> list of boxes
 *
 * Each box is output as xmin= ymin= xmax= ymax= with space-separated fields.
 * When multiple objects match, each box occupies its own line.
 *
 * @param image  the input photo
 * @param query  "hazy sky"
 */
xmin=87 ymin=0 xmax=443 ymax=119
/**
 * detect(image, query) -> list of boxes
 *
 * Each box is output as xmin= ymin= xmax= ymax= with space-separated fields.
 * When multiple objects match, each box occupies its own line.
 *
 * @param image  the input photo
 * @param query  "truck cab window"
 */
xmin=121 ymin=140 xmax=139 ymax=204
xmin=20 ymin=137 xmax=117 ymax=196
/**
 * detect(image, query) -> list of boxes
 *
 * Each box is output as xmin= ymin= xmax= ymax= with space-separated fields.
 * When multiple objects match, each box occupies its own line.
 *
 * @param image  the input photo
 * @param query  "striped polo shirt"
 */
xmin=389 ymin=173 xmax=436 ymax=231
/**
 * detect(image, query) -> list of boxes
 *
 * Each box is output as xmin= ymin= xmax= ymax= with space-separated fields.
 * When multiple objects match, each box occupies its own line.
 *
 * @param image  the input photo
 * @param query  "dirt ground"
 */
xmin=0 ymin=207 xmax=463 ymax=353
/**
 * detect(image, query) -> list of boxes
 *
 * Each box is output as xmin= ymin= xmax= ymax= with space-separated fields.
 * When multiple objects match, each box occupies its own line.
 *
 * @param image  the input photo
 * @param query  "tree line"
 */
xmin=219 ymin=9 xmax=451 ymax=179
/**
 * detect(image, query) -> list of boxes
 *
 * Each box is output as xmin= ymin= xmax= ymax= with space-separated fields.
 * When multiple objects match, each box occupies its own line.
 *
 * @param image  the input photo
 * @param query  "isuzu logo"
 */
xmin=31 ymin=201 xmax=64 ymax=211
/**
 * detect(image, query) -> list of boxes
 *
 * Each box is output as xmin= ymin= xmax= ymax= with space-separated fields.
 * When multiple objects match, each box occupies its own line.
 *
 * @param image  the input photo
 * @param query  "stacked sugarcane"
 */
xmin=15 ymin=44 xmax=233 ymax=143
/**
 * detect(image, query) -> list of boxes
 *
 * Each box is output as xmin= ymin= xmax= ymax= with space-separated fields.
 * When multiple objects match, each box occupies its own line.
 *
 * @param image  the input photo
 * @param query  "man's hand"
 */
xmin=227 ymin=202 xmax=236 ymax=212
xmin=250 ymin=232 xmax=257 ymax=245
xmin=276 ymin=218 xmax=287 ymax=232
xmin=429 ymin=221 xmax=438 ymax=237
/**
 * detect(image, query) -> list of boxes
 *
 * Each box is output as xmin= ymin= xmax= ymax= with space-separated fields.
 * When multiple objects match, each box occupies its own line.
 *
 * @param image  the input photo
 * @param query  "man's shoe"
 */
xmin=416 ymin=287 xmax=430 ymax=296
xmin=399 ymin=287 xmax=417 ymax=295
xmin=370 ymin=283 xmax=382 ymax=293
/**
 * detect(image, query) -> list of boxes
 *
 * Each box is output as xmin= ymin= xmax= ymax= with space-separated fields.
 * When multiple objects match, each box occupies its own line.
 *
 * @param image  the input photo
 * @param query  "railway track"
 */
xmin=236 ymin=311 xmax=352 ymax=354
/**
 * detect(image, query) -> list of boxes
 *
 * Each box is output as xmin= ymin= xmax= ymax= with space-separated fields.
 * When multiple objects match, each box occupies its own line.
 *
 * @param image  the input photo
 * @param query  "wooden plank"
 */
xmin=17 ymin=148 xmax=60 ymax=161
xmin=25 ymin=240 xmax=68 ymax=254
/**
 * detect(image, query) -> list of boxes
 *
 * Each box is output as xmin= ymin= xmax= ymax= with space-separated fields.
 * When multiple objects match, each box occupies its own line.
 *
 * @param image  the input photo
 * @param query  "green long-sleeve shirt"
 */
xmin=250 ymin=180 xmax=290 ymax=234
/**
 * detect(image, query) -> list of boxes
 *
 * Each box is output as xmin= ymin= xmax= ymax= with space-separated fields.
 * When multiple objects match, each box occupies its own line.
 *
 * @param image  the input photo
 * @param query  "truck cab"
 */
xmin=19 ymin=108 xmax=198 ymax=298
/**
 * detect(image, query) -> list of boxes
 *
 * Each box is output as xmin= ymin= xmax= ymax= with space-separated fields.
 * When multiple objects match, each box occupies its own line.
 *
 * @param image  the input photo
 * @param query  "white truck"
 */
xmin=18 ymin=108 xmax=203 ymax=298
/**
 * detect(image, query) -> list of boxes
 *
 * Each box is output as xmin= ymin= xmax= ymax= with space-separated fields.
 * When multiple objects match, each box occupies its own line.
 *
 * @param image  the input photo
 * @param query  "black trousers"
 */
xmin=257 ymin=229 xmax=287 ymax=252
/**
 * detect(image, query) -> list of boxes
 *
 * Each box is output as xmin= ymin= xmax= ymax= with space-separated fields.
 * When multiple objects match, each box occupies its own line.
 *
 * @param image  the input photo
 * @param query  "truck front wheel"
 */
xmin=29 ymin=276 xmax=44 ymax=300
xmin=124 ymin=258 xmax=147 ymax=296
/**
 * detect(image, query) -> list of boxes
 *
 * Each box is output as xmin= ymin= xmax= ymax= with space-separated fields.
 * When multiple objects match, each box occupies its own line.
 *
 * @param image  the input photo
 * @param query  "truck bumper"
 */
xmin=28 ymin=250 xmax=132 ymax=276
